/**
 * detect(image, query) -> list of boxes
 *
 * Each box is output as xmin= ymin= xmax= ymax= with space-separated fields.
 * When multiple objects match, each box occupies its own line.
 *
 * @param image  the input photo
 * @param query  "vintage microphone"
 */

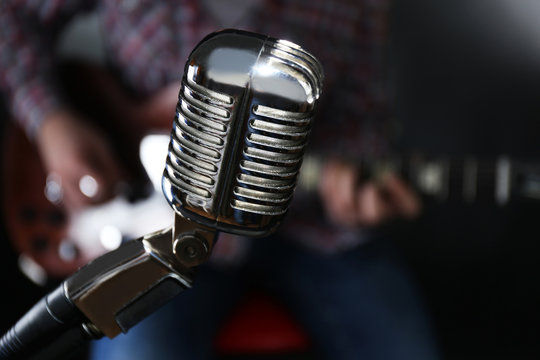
xmin=0 ymin=29 xmax=323 ymax=359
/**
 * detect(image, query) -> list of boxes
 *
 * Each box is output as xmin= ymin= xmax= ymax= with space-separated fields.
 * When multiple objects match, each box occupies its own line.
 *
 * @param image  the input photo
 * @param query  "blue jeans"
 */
xmin=91 ymin=236 xmax=440 ymax=360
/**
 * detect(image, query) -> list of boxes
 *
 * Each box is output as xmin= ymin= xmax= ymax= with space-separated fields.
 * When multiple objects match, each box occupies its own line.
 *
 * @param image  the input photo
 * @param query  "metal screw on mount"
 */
xmin=173 ymin=233 xmax=209 ymax=268
xmin=82 ymin=322 xmax=103 ymax=339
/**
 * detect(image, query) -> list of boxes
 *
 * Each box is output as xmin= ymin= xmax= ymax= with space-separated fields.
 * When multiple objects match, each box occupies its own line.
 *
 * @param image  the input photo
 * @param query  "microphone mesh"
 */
xmin=233 ymin=105 xmax=312 ymax=215
xmin=162 ymin=30 xmax=323 ymax=234
xmin=165 ymin=78 xmax=233 ymax=205
xmin=232 ymin=40 xmax=323 ymax=215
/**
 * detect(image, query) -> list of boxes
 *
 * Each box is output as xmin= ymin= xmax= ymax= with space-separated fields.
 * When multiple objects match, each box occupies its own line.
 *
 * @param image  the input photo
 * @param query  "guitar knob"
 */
xmin=30 ymin=235 xmax=49 ymax=253
xmin=44 ymin=173 xmax=63 ymax=205
xmin=45 ymin=209 xmax=66 ymax=226
xmin=58 ymin=240 xmax=79 ymax=262
xmin=19 ymin=205 xmax=38 ymax=223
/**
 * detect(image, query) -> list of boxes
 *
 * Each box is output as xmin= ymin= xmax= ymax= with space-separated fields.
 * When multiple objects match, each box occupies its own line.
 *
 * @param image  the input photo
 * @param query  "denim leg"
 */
xmin=90 ymin=236 xmax=440 ymax=360
xmin=89 ymin=263 xmax=245 ymax=360
xmin=254 ymin=236 xmax=441 ymax=360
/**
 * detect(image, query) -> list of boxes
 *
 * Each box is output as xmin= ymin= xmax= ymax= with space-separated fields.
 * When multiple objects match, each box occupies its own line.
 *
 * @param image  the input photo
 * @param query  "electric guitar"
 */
xmin=3 ymin=63 xmax=540 ymax=283
xmin=1 ymin=61 xmax=174 ymax=283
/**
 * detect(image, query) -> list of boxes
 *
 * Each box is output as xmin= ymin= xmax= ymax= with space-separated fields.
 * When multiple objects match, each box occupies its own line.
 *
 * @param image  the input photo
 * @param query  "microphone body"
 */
xmin=0 ymin=29 xmax=323 ymax=359
xmin=162 ymin=29 xmax=323 ymax=236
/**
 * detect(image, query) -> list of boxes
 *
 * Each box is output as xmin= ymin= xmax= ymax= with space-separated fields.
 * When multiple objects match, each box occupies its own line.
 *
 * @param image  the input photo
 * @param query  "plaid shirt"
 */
xmin=1 ymin=0 xmax=391 ymax=252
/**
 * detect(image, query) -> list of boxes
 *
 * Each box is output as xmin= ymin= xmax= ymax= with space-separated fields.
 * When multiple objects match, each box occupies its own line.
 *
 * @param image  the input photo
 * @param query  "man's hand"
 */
xmin=132 ymin=81 xmax=181 ymax=133
xmin=36 ymin=110 xmax=123 ymax=211
xmin=318 ymin=158 xmax=421 ymax=227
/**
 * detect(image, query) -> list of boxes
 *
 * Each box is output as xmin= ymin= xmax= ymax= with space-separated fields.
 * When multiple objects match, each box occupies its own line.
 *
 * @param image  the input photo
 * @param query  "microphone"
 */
xmin=162 ymin=29 xmax=324 ymax=236
xmin=0 ymin=29 xmax=323 ymax=359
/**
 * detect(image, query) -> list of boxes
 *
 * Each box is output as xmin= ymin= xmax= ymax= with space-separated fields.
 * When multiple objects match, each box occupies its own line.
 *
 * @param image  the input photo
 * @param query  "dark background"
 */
xmin=2 ymin=1 xmax=540 ymax=359
xmin=390 ymin=1 xmax=540 ymax=358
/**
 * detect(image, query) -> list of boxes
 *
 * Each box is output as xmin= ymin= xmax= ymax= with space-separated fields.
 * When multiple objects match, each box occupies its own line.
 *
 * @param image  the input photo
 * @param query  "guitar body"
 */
xmin=2 ymin=123 xmax=87 ymax=278
xmin=1 ymin=61 xmax=170 ymax=280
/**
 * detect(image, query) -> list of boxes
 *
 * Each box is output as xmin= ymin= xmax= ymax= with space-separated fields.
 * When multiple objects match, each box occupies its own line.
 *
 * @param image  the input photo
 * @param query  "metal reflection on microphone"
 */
xmin=162 ymin=29 xmax=324 ymax=237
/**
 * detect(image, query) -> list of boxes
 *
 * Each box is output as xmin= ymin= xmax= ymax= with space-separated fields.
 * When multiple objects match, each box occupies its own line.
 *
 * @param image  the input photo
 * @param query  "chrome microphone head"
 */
xmin=162 ymin=29 xmax=324 ymax=237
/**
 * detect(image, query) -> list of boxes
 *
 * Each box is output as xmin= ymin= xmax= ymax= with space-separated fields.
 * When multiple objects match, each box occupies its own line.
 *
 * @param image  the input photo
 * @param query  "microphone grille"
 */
xmin=162 ymin=30 xmax=323 ymax=236
xmin=233 ymin=104 xmax=313 ymax=215
xmin=232 ymin=38 xmax=323 ymax=217
xmin=165 ymin=78 xmax=233 ymax=205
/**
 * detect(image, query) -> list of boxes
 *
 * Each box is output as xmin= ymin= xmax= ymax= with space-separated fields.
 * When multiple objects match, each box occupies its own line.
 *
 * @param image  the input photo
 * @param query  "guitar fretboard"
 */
xmin=298 ymin=154 xmax=540 ymax=206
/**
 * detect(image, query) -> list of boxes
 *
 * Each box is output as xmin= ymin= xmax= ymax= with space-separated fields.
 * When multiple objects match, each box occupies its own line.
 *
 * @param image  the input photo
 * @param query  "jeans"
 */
xmin=91 ymin=236 xmax=440 ymax=360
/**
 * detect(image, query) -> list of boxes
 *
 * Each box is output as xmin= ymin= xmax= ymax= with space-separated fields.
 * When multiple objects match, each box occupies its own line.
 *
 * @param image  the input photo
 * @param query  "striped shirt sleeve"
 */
xmin=0 ymin=0 xmax=88 ymax=140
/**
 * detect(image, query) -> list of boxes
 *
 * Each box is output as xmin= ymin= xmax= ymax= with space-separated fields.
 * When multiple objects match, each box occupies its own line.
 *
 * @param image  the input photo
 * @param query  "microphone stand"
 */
xmin=0 ymin=215 xmax=216 ymax=359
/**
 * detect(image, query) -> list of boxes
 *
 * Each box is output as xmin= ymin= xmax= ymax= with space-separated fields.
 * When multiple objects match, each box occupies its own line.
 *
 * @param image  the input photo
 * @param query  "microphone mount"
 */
xmin=65 ymin=214 xmax=216 ymax=339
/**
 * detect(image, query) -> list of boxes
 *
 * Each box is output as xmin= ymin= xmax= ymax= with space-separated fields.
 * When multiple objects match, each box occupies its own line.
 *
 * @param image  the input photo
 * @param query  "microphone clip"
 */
xmin=65 ymin=215 xmax=217 ymax=338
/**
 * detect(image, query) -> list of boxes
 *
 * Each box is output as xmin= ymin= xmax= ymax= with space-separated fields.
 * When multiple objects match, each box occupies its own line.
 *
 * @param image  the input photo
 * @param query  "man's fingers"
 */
xmin=84 ymin=138 xmax=125 ymax=203
xmin=318 ymin=159 xmax=422 ymax=228
xmin=319 ymin=160 xmax=359 ymax=226
xmin=355 ymin=183 xmax=393 ymax=226
xmin=62 ymin=176 xmax=92 ymax=212
xmin=382 ymin=174 xmax=422 ymax=218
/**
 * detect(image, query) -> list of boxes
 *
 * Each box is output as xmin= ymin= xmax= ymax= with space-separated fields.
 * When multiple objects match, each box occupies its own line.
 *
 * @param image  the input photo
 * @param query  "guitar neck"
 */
xmin=298 ymin=154 xmax=540 ymax=206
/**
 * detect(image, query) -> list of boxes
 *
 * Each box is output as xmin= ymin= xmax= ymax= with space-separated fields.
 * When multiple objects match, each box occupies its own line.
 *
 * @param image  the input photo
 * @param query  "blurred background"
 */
xmin=2 ymin=1 xmax=540 ymax=359
xmin=391 ymin=1 xmax=540 ymax=358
